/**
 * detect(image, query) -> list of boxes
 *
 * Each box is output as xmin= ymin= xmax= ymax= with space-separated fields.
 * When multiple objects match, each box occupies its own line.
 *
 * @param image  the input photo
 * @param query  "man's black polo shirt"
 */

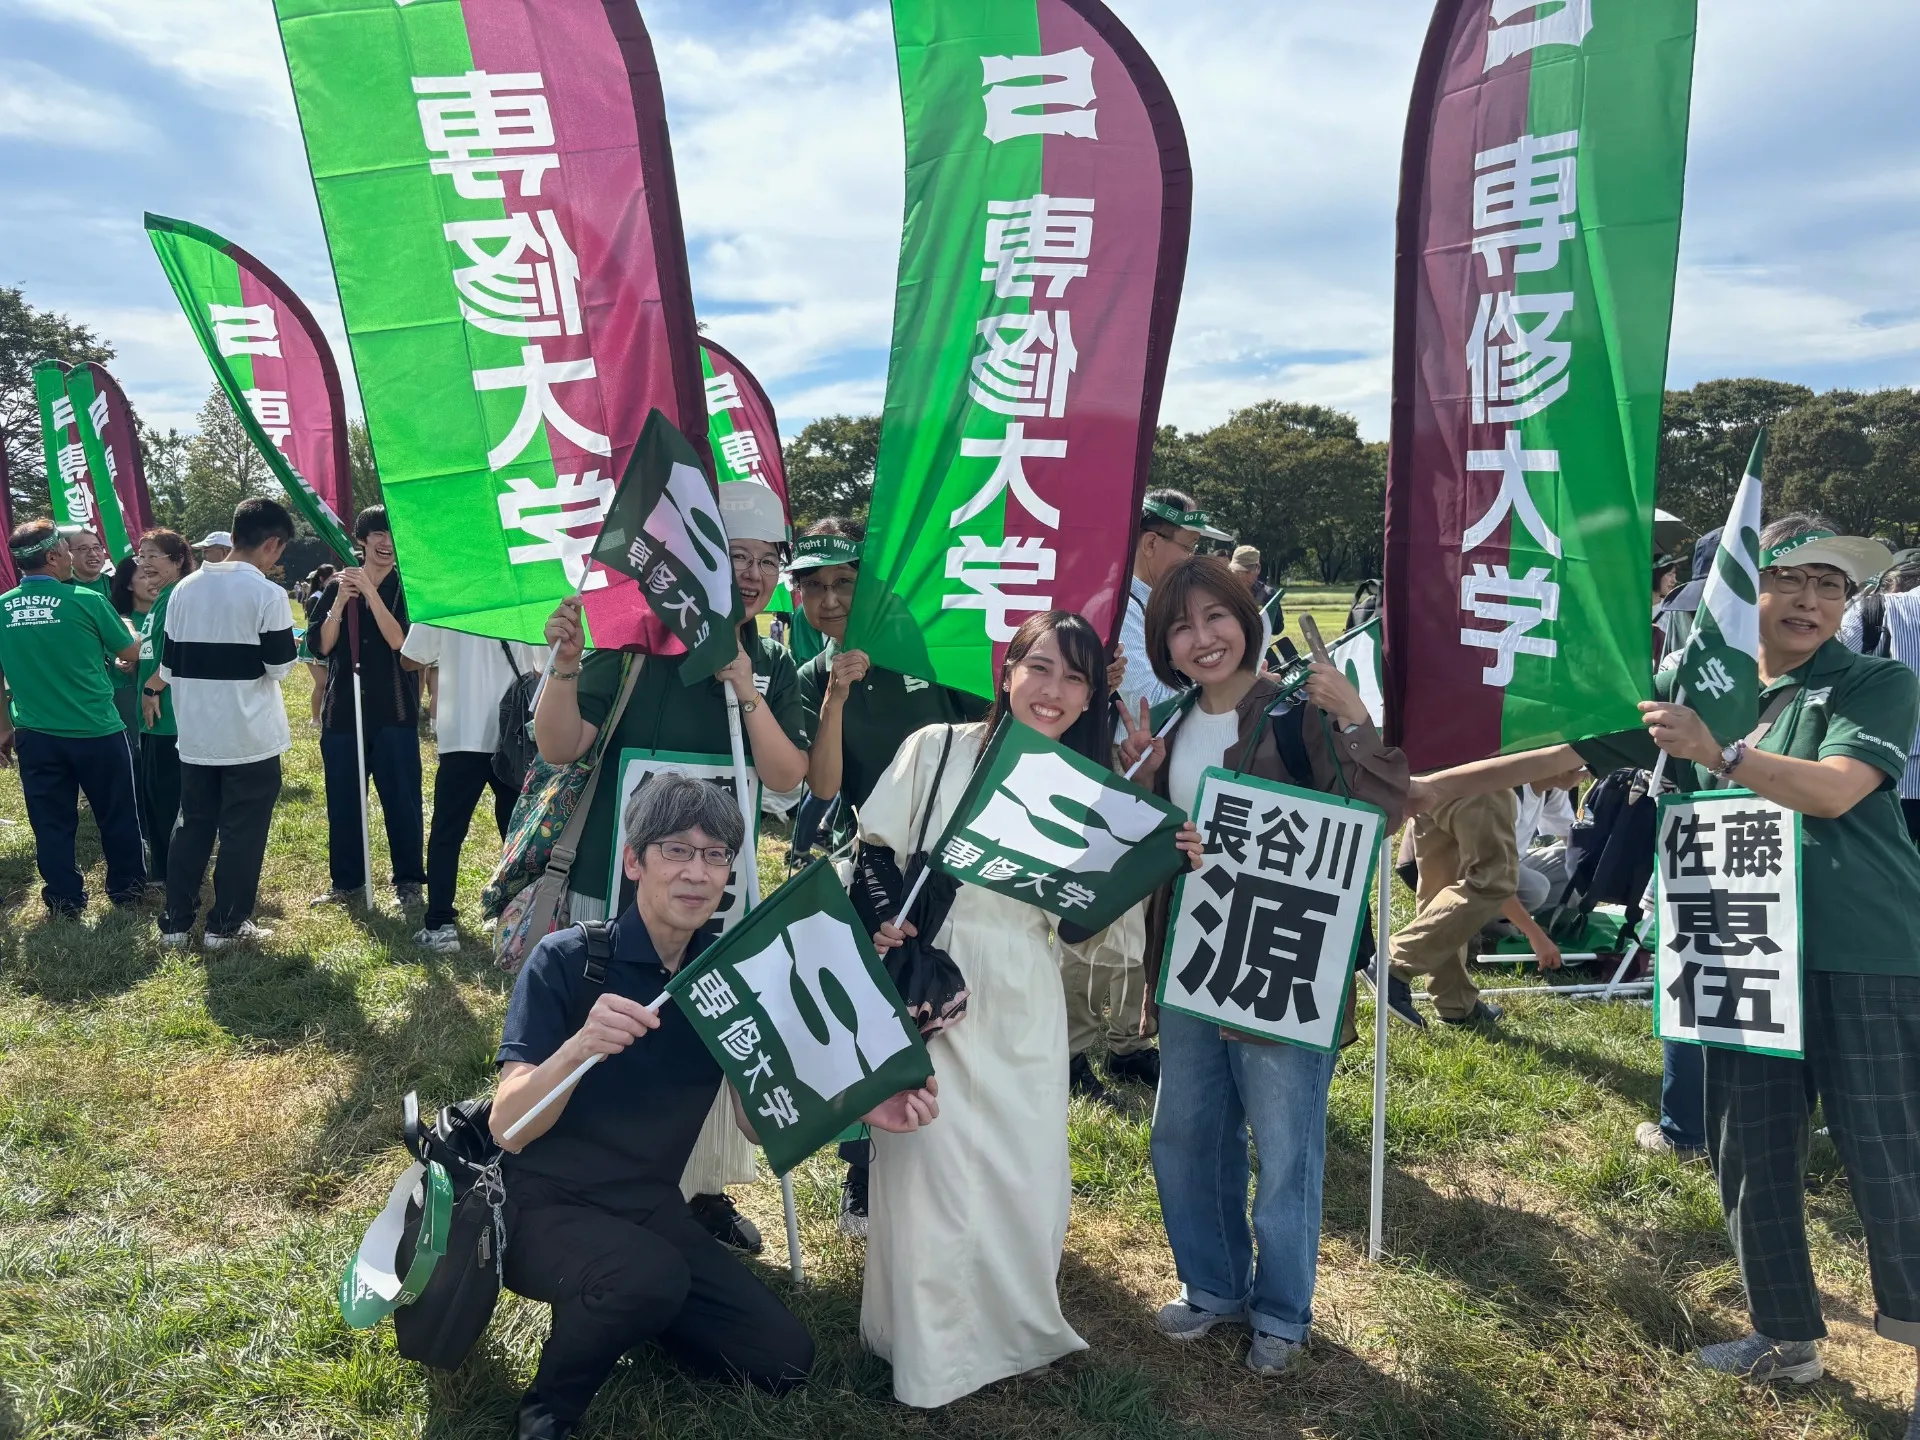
xmin=497 ymin=907 xmax=723 ymax=1214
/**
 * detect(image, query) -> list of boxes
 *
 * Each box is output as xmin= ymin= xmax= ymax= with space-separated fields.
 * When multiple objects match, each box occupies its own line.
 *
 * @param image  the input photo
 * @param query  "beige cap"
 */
xmin=1231 ymin=545 xmax=1261 ymax=569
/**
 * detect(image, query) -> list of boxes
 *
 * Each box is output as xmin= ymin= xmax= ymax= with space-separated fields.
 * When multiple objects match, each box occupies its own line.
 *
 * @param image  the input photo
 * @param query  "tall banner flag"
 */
xmin=73 ymin=364 xmax=156 ymax=539
xmin=587 ymin=410 xmax=739 ymax=677
xmin=0 ymin=443 xmax=16 ymax=591
xmin=146 ymin=215 xmax=356 ymax=560
xmin=33 ymin=361 xmax=128 ymax=556
xmin=662 ymin=857 xmax=935 ymax=1177
xmin=931 ymin=718 xmax=1186 ymax=931
xmin=1383 ymin=0 xmax=1698 ymax=770
xmin=64 ymin=365 xmax=140 ymax=560
xmin=272 ymin=0 xmax=708 ymax=644
xmin=844 ymin=0 xmax=1192 ymax=698
xmin=702 ymin=340 xmax=788 ymax=512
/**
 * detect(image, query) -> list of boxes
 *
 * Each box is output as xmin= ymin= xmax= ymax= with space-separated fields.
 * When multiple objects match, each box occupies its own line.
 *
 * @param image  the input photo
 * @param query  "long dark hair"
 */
xmin=982 ymin=611 xmax=1111 ymax=765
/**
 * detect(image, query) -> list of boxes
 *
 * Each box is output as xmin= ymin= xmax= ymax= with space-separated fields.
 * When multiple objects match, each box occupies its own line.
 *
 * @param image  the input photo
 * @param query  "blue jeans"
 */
xmin=1661 ymin=1040 xmax=1706 ymax=1150
xmin=320 ymin=724 xmax=426 ymax=892
xmin=1150 ymin=1007 xmax=1339 ymax=1343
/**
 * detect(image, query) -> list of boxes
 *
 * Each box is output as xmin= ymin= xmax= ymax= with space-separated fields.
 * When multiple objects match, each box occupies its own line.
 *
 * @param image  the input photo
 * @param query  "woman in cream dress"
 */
xmin=857 ymin=611 xmax=1193 ymax=1407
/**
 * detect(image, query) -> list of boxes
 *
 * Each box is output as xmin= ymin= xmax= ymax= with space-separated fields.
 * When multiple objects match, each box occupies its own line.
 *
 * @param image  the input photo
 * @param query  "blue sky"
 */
xmin=2 ymin=0 xmax=1916 ymax=443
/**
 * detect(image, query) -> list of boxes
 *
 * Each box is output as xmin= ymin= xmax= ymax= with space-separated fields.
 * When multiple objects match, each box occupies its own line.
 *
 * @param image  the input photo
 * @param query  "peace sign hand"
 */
xmin=1119 ymin=698 xmax=1166 ymax=781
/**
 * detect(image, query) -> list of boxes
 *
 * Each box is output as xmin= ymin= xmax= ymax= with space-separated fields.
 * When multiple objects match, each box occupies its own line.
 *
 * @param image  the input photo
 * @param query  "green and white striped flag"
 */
xmin=1672 ymin=433 xmax=1764 ymax=744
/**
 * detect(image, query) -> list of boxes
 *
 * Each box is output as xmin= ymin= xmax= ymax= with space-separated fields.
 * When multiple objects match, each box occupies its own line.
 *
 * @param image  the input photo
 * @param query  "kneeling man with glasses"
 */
xmin=490 ymin=774 xmax=940 ymax=1439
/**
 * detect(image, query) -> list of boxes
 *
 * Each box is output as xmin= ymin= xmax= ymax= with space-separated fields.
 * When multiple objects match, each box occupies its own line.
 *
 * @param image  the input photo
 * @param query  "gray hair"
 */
xmin=621 ymin=772 xmax=745 ymax=858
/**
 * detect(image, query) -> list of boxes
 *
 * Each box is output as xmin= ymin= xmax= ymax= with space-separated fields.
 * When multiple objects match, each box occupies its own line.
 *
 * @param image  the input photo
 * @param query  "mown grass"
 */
xmin=0 ymin=668 xmax=1912 ymax=1439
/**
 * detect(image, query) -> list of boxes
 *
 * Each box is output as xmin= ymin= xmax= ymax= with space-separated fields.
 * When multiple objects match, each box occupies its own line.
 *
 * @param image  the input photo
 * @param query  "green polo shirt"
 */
xmin=138 ymin=586 xmax=178 ymax=737
xmin=80 ymin=573 xmax=137 ymax=696
xmin=796 ymin=639 xmax=991 ymax=812
xmin=0 ymin=577 xmax=134 ymax=739
xmin=570 ymin=636 xmax=807 ymax=902
xmin=1575 ymin=639 xmax=1920 ymax=977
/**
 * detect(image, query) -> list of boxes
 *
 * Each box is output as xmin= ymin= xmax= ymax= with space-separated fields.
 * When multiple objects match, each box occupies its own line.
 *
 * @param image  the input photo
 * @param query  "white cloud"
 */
xmin=0 ymin=58 xmax=155 ymax=148
xmin=8 ymin=0 xmax=293 ymax=118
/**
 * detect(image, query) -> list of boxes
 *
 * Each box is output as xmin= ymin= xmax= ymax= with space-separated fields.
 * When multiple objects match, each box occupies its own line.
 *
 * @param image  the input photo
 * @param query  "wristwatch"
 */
xmin=143 ymin=685 xmax=165 ymax=698
xmin=738 ymin=694 xmax=761 ymax=717
xmin=1712 ymin=739 xmax=1748 ymax=778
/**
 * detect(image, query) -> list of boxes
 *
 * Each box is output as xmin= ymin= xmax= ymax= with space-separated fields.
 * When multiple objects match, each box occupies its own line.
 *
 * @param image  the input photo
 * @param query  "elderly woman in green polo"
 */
xmin=1415 ymin=515 xmax=1920 ymax=1430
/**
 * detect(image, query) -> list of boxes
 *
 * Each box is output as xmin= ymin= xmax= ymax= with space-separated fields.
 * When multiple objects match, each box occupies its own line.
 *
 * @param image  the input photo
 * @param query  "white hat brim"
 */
xmin=1771 ymin=536 xmax=1894 ymax=583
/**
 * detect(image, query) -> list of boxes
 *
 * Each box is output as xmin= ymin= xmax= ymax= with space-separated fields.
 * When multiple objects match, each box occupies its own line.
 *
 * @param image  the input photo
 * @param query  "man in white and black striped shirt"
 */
xmin=156 ymin=498 xmax=298 ymax=949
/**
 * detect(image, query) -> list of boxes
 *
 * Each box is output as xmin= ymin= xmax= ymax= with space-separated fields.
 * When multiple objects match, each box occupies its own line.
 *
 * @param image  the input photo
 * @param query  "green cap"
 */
xmin=788 ymin=534 xmax=862 ymax=571
xmin=1760 ymin=530 xmax=1893 ymax=583
xmin=337 ymin=1160 xmax=453 ymax=1330
xmin=1142 ymin=497 xmax=1231 ymax=542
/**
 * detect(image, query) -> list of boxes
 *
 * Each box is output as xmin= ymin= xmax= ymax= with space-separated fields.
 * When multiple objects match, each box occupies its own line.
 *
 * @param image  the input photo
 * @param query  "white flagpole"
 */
xmin=1368 ymin=831 xmax=1392 ymax=1262
xmin=726 ymin=685 xmax=804 ymax=1286
xmin=1123 ymin=702 xmax=1188 ymax=782
xmin=346 ymin=602 xmax=375 ymax=908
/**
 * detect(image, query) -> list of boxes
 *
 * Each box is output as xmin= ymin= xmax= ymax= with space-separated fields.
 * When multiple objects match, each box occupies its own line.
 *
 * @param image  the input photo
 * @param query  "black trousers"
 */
xmin=14 ymin=728 xmax=145 ymax=912
xmin=138 ymin=732 xmax=182 ymax=889
xmin=425 ymin=749 xmax=514 ymax=929
xmin=162 ymin=757 xmax=282 ymax=935
xmin=320 ymin=725 xmax=426 ymax=891
xmin=504 ymin=1188 xmax=812 ymax=1428
xmin=1706 ymin=971 xmax=1920 ymax=1347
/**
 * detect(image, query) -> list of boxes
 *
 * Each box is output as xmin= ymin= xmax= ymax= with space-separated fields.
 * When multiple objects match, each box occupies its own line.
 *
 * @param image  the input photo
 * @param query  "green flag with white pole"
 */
xmin=1670 ymin=434 xmax=1764 ymax=745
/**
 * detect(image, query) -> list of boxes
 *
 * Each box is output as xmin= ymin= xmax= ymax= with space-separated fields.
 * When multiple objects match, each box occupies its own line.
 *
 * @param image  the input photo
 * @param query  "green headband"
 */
xmin=9 ymin=532 xmax=62 ymax=565
xmin=1142 ymin=498 xmax=1212 ymax=531
xmin=789 ymin=534 xmax=862 ymax=571
xmin=1761 ymin=530 xmax=1836 ymax=568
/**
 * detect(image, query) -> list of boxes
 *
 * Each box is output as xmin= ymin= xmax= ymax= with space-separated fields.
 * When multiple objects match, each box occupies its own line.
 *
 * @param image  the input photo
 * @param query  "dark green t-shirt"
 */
xmin=138 ymin=586 xmax=178 ymax=736
xmin=1576 ymin=640 xmax=1920 ymax=976
xmin=796 ymin=639 xmax=990 ymax=812
xmin=0 ymin=577 xmax=134 ymax=738
xmin=570 ymin=637 xmax=808 ymax=901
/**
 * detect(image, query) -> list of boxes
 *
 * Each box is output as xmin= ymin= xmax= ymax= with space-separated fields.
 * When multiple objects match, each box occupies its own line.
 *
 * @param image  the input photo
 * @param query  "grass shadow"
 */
xmin=1 ymin=904 xmax=161 ymax=1004
xmin=1475 ymin=1020 xmax=1663 ymax=1113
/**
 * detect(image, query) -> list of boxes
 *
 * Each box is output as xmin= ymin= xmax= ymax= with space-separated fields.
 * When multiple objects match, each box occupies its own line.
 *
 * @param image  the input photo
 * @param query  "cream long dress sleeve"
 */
xmin=856 ymin=722 xmax=1089 ymax=1408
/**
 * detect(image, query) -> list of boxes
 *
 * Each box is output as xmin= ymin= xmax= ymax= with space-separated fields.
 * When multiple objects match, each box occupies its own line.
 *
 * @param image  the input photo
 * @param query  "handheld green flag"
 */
xmin=932 ymin=718 xmax=1187 ymax=931
xmin=1670 ymin=434 xmax=1763 ymax=745
xmin=1329 ymin=617 xmax=1384 ymax=728
xmin=663 ymin=858 xmax=933 ymax=1177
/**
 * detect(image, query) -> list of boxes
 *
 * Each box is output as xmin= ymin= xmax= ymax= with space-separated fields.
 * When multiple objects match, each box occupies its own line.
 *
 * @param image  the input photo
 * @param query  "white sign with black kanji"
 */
xmin=608 ymin=750 xmax=762 ymax=935
xmin=1157 ymin=768 xmax=1384 ymax=1054
xmin=1654 ymin=790 xmax=1803 ymax=1058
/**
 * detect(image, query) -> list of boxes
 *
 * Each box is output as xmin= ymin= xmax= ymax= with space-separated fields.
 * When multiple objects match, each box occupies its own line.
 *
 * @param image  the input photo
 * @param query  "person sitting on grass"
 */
xmin=1412 ymin=515 xmax=1920 ymax=1432
xmin=1122 ymin=556 xmax=1409 ymax=1378
xmin=490 ymin=774 xmax=939 ymax=1440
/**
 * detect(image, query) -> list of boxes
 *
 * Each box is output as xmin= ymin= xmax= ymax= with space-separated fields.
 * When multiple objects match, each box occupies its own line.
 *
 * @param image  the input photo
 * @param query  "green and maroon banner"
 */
xmin=0 ymin=443 xmax=17 ymax=591
xmin=65 ymin=365 xmax=141 ymax=560
xmin=146 ymin=214 xmax=356 ymax=560
xmin=1383 ymin=0 xmax=1697 ymax=770
xmin=702 ymin=339 xmax=788 ymax=515
xmin=272 ymin=0 xmax=707 ymax=646
xmin=33 ymin=360 xmax=129 ymax=556
xmin=73 ymin=364 xmax=156 ymax=539
xmin=844 ymin=0 xmax=1192 ymax=698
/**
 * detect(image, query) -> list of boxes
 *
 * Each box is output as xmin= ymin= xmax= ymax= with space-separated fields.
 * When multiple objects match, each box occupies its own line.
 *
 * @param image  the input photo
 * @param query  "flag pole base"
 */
xmin=780 ymin=1173 xmax=805 ymax=1287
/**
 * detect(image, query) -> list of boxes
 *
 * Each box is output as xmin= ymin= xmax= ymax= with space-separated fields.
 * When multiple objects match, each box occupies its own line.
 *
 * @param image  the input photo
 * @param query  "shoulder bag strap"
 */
xmin=544 ymin=656 xmax=645 ymax=883
xmin=499 ymin=639 xmax=526 ymax=681
xmin=912 ymin=725 xmax=958 ymax=857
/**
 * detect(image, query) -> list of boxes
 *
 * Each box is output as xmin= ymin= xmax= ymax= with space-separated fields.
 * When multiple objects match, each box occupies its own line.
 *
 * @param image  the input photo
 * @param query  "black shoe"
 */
xmin=1367 ymin=965 xmax=1427 ymax=1028
xmin=838 ymin=1165 xmax=869 ymax=1238
xmin=1106 ymin=1047 xmax=1161 ymax=1088
xmin=1069 ymin=1052 xmax=1111 ymax=1104
xmin=395 ymin=883 xmax=424 ymax=908
xmin=1440 ymin=1000 xmax=1504 ymax=1027
xmin=512 ymin=1394 xmax=571 ymax=1440
xmin=688 ymin=1191 xmax=763 ymax=1254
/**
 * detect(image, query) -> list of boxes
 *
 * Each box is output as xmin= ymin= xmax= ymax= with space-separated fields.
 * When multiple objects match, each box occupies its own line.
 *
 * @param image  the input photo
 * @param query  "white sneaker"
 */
xmin=203 ymin=921 xmax=273 ymax=951
xmin=414 ymin=925 xmax=460 ymax=954
xmin=158 ymin=931 xmax=192 ymax=949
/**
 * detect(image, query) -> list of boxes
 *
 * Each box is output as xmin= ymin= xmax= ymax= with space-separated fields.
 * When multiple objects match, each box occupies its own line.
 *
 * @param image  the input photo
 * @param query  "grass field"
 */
xmin=1 ymin=614 xmax=1914 ymax=1439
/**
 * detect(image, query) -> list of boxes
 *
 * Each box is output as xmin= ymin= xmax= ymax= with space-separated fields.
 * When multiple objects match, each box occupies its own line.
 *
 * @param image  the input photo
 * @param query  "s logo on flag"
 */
xmin=734 ymin=910 xmax=915 ymax=1101
xmin=967 ymin=749 xmax=1167 ymax=875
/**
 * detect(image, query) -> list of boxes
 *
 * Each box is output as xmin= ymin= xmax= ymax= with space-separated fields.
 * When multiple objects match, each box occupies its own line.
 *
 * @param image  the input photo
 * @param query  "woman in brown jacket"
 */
xmin=1122 ymin=557 xmax=1409 ymax=1377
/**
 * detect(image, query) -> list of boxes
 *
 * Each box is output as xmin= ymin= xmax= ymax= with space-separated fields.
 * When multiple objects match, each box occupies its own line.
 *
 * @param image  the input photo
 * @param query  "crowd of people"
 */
xmin=3 ymin=486 xmax=1918 ymax=1440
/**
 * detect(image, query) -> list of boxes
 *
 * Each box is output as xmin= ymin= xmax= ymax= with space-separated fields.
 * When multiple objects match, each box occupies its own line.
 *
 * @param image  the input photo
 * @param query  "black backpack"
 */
xmin=389 ymin=921 xmax=612 ymax=1370
xmin=492 ymin=641 xmax=540 ymax=792
xmin=1857 ymin=589 xmax=1893 ymax=658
